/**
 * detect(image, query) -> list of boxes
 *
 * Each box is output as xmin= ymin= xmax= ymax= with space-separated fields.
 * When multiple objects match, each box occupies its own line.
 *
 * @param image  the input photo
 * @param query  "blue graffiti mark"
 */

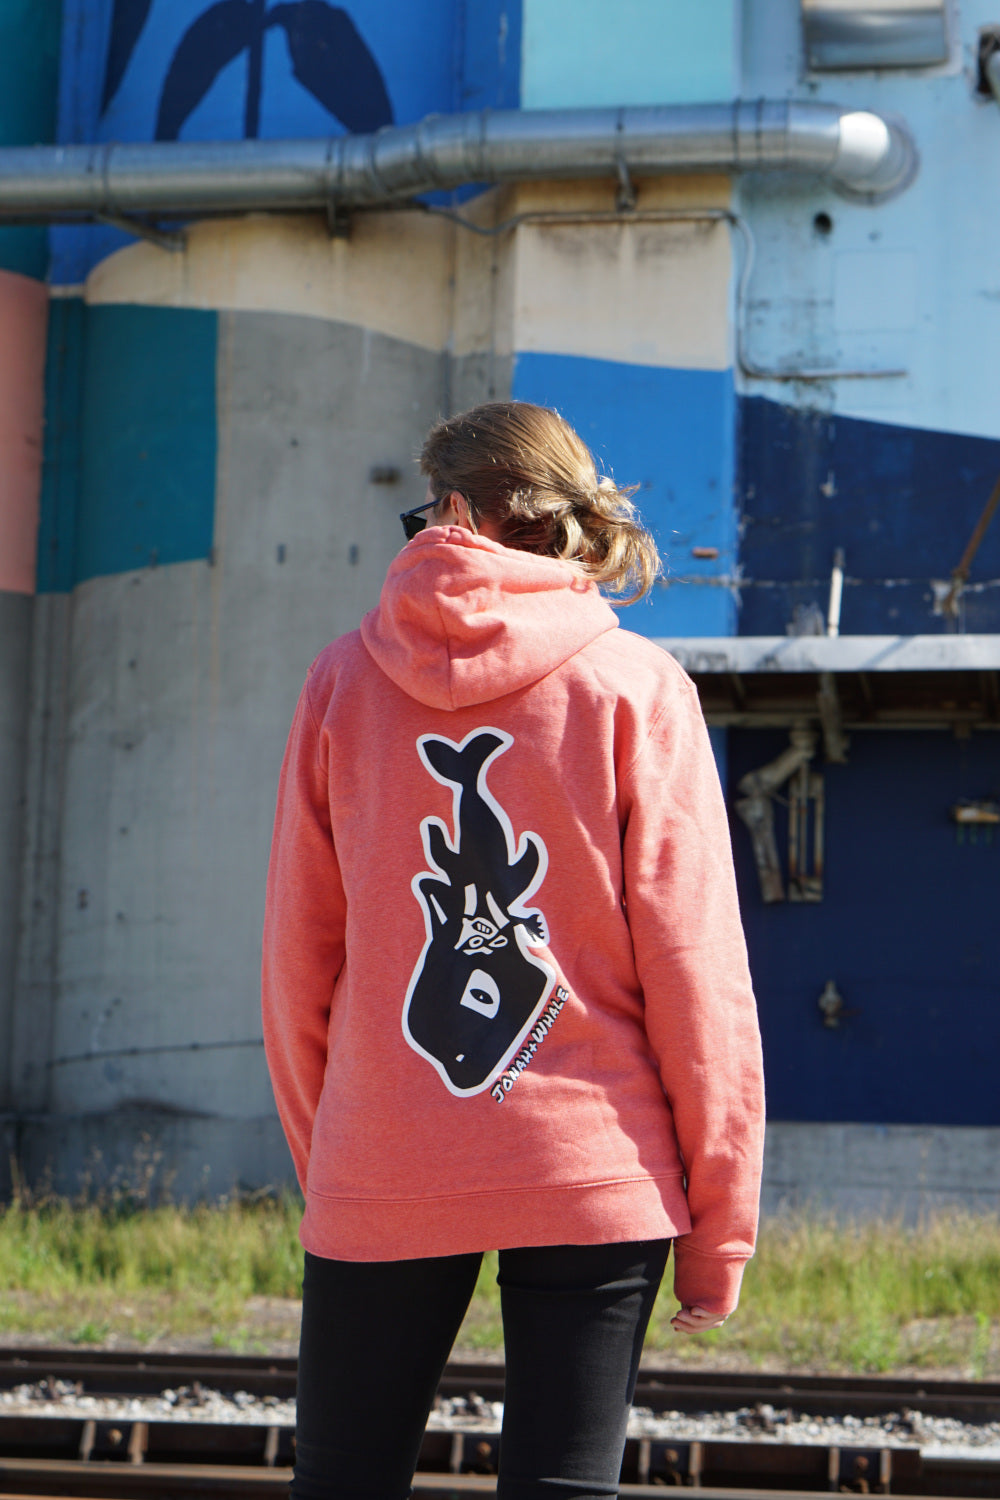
xmin=101 ymin=0 xmax=156 ymax=113
xmin=156 ymin=0 xmax=260 ymax=138
xmin=100 ymin=0 xmax=393 ymax=140
xmin=267 ymin=3 xmax=392 ymax=130
xmin=154 ymin=0 xmax=393 ymax=139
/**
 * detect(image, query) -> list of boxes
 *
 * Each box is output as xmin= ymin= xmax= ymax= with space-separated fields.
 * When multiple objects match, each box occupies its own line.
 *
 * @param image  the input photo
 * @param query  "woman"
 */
xmin=262 ymin=401 xmax=764 ymax=1500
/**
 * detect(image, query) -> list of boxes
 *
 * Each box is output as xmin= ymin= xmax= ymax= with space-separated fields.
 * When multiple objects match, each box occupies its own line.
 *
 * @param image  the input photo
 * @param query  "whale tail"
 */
xmin=421 ymin=731 xmax=505 ymax=792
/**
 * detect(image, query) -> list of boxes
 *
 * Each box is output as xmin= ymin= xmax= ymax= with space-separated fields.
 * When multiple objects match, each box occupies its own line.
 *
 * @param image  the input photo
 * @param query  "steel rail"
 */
xmin=5 ymin=1350 xmax=1000 ymax=1422
xmin=3 ymin=1353 xmax=1000 ymax=1496
xmin=0 ymin=1406 xmax=995 ymax=1496
xmin=0 ymin=1457 xmax=986 ymax=1500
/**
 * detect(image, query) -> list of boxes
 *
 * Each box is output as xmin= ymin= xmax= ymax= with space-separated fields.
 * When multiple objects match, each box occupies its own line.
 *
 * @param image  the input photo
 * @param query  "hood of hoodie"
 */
xmin=360 ymin=526 xmax=620 ymax=710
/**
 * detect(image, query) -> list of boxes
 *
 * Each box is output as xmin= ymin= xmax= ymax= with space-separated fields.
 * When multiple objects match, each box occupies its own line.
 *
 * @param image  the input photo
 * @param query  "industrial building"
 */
xmin=0 ymin=0 xmax=997 ymax=1212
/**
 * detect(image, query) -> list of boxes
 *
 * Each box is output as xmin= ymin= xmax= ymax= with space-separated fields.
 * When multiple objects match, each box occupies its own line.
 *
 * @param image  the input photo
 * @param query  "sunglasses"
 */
xmin=399 ymin=498 xmax=440 ymax=541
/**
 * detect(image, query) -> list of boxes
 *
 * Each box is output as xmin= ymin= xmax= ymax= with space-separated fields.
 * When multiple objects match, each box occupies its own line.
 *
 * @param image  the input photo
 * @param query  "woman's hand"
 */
xmin=670 ymin=1305 xmax=729 ymax=1334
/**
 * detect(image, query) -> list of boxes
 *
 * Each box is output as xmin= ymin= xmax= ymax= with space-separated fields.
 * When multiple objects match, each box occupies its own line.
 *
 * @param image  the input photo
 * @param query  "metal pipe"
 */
xmin=827 ymin=548 xmax=845 ymax=637
xmin=986 ymin=46 xmax=1000 ymax=107
xmin=0 ymin=100 xmax=915 ymax=223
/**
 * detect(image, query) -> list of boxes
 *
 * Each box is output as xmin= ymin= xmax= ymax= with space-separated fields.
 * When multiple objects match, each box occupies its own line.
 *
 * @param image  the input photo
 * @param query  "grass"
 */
xmin=0 ymin=1180 xmax=305 ymax=1351
xmin=0 ymin=1184 xmax=998 ymax=1376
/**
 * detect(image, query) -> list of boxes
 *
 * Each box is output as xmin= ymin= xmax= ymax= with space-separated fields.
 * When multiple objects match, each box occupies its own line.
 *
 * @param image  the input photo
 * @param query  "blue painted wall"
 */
xmin=51 ymin=0 xmax=522 ymax=283
xmin=738 ymin=396 xmax=1000 ymax=637
xmin=729 ymin=728 xmax=1000 ymax=1126
xmin=37 ymin=301 xmax=218 ymax=589
xmin=513 ymin=352 xmax=737 ymax=635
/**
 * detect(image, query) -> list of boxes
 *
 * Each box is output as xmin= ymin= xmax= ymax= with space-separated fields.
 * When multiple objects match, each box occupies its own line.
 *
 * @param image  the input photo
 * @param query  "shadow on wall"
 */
xmin=0 ymin=1105 xmax=295 ymax=1202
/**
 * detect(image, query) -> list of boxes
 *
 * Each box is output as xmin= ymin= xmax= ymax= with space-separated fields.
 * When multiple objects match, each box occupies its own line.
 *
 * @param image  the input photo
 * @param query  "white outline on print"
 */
xmin=401 ymin=726 xmax=556 ymax=1098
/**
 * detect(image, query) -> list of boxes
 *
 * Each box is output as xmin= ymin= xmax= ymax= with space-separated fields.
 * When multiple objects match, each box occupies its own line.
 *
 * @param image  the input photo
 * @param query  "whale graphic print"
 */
xmin=403 ymin=728 xmax=557 ymax=1097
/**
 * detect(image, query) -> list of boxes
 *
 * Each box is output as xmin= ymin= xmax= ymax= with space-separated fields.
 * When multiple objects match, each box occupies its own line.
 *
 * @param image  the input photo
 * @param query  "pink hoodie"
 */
xmin=262 ymin=527 xmax=764 ymax=1315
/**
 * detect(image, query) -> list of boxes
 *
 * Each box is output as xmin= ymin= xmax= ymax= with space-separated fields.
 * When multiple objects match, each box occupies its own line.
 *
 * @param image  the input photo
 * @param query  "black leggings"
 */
xmin=292 ymin=1239 xmax=670 ymax=1500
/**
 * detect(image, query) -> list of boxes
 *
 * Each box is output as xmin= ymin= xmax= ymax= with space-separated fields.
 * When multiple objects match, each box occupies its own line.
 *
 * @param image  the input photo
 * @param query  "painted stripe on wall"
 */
xmin=0 ymin=269 xmax=47 ymax=594
xmin=37 ymin=297 xmax=85 ymax=594
xmin=738 ymin=394 xmax=1000 ymax=636
xmin=512 ymin=351 xmax=736 ymax=636
xmin=509 ymin=182 xmax=732 ymax=372
xmin=85 ymin=215 xmax=454 ymax=354
xmin=0 ymin=0 xmax=60 ymax=280
xmin=38 ymin=303 xmax=218 ymax=591
xmin=521 ymin=0 xmax=737 ymax=108
xmin=86 ymin=178 xmax=732 ymax=376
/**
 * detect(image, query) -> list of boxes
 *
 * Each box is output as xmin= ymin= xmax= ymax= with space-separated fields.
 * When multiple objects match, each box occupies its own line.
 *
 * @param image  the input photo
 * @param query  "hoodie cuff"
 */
xmin=672 ymin=1241 xmax=751 ymax=1317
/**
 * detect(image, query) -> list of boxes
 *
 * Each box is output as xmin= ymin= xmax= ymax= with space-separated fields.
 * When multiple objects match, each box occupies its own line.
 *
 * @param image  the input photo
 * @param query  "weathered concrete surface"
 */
xmin=0 ymin=1106 xmax=293 ymax=1200
xmin=6 ymin=1113 xmax=1000 ymax=1216
xmin=10 ymin=592 xmax=71 ymax=1114
xmin=0 ymin=589 xmax=33 ymax=1108
xmin=762 ymin=1121 xmax=1000 ymax=1219
xmin=30 ymin=315 xmax=445 ymax=1122
xmin=8 ymin=317 xmax=517 ymax=1191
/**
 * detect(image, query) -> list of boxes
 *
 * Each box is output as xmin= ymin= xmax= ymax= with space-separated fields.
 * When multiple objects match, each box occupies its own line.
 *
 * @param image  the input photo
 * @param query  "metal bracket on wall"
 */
xmin=325 ymin=199 xmax=352 ymax=238
xmin=788 ymin=764 xmax=824 ymax=901
xmin=735 ymin=725 xmax=824 ymax=903
xmin=95 ymin=212 xmax=185 ymax=253
xmin=614 ymin=155 xmax=637 ymax=213
xmin=952 ymin=799 xmax=999 ymax=845
xmin=817 ymin=672 xmax=849 ymax=763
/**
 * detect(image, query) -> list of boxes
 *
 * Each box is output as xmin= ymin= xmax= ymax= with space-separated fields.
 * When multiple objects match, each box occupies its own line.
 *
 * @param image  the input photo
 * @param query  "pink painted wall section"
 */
xmin=0 ymin=269 xmax=48 ymax=595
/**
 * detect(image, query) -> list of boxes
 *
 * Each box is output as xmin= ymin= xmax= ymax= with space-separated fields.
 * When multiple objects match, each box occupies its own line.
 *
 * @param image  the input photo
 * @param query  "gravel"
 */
xmin=3 ymin=1380 xmax=1000 ymax=1460
xmin=0 ymin=1379 xmax=296 ymax=1428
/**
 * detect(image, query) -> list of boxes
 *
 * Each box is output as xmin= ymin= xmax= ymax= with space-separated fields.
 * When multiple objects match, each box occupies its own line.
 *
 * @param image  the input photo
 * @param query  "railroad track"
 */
xmin=1 ymin=1349 xmax=997 ymax=1499
xmin=3 ymin=1348 xmax=999 ymax=1419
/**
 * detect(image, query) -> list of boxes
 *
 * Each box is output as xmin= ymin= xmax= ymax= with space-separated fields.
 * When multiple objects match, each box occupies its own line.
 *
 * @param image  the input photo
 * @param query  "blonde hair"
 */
xmin=419 ymin=401 xmax=661 ymax=603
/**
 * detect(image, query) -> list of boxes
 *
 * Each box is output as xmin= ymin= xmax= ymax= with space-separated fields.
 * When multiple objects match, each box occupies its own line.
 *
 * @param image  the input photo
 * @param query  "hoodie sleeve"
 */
xmin=619 ymin=677 xmax=765 ymax=1317
xmin=262 ymin=670 xmax=346 ymax=1194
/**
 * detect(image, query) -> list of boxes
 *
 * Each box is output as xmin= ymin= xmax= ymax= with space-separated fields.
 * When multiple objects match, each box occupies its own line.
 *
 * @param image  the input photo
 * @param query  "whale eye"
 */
xmin=460 ymin=968 xmax=501 ymax=1019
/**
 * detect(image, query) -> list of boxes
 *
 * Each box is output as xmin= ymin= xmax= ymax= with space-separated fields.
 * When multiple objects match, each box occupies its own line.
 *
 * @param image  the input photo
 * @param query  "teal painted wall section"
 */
xmin=38 ymin=302 xmax=218 ymax=591
xmin=521 ymin=0 xmax=737 ymax=109
xmin=0 ymin=0 xmax=62 ymax=277
xmin=37 ymin=298 xmax=85 ymax=594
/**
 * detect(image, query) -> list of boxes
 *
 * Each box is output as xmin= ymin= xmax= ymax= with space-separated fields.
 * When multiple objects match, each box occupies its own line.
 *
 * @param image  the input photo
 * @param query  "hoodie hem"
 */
xmin=299 ymin=1173 xmax=693 ymax=1262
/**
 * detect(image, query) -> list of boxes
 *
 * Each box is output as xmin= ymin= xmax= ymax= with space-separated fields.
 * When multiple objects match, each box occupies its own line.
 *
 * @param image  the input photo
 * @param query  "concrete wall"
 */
xmin=10 ymin=215 xmax=460 ymax=1189
xmin=763 ymin=1123 xmax=1000 ymax=1220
